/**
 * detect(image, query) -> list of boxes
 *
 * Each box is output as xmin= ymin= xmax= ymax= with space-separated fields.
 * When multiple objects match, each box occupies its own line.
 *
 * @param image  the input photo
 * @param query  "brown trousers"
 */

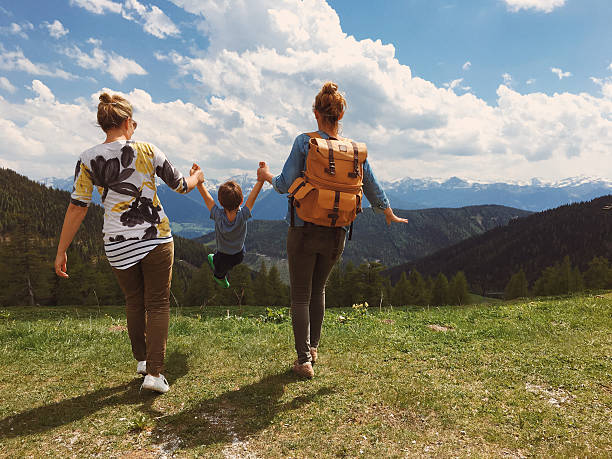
xmin=112 ymin=241 xmax=174 ymax=376
xmin=287 ymin=225 xmax=346 ymax=364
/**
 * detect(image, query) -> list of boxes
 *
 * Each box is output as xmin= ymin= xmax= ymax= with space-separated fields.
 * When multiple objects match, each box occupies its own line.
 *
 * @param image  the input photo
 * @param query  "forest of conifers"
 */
xmin=1 ymin=167 xmax=610 ymax=307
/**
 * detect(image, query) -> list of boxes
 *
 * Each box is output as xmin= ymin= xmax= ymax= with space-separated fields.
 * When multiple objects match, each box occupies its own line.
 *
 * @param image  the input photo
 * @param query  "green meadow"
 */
xmin=0 ymin=294 xmax=610 ymax=458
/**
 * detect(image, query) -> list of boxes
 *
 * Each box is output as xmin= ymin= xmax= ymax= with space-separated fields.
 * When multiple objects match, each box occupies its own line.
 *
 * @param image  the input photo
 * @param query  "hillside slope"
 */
xmin=196 ymin=205 xmax=531 ymax=267
xmin=387 ymin=195 xmax=612 ymax=292
xmin=0 ymin=168 xmax=210 ymax=306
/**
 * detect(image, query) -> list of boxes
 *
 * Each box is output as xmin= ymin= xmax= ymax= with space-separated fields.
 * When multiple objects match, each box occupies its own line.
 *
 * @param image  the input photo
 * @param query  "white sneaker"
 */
xmin=141 ymin=374 xmax=170 ymax=394
xmin=137 ymin=361 xmax=147 ymax=375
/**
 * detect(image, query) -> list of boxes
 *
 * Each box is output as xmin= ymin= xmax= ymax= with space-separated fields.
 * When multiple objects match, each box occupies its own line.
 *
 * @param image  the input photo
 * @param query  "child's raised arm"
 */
xmin=191 ymin=163 xmax=216 ymax=212
xmin=244 ymin=162 xmax=266 ymax=211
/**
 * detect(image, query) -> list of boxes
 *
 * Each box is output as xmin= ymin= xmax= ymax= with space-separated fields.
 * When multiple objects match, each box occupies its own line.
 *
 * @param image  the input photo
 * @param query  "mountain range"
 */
xmin=41 ymin=174 xmax=612 ymax=238
xmin=386 ymin=195 xmax=612 ymax=293
xmin=7 ymin=168 xmax=611 ymax=303
xmin=195 ymin=205 xmax=532 ymax=269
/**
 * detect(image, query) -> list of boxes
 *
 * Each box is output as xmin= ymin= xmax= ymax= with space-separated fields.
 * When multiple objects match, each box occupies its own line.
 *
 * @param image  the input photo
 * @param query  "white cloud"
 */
xmin=444 ymin=78 xmax=464 ymax=90
xmin=526 ymin=78 xmax=536 ymax=85
xmin=0 ymin=81 xmax=97 ymax=177
xmin=590 ymin=75 xmax=612 ymax=99
xmin=0 ymin=83 xmax=217 ymax=178
xmin=69 ymin=0 xmax=122 ymax=15
xmin=551 ymin=67 xmax=572 ymax=79
xmin=61 ymin=43 xmax=147 ymax=82
xmin=0 ymin=46 xmax=76 ymax=80
xmin=44 ymin=20 xmax=69 ymax=39
xmin=123 ymin=0 xmax=180 ymax=38
xmin=0 ymin=77 xmax=16 ymax=94
xmin=0 ymin=22 xmax=34 ymax=39
xmin=1 ymin=0 xmax=611 ymax=184
xmin=462 ymin=61 xmax=471 ymax=71
xmin=71 ymin=0 xmax=179 ymax=38
xmin=504 ymin=0 xmax=566 ymax=13
xmin=502 ymin=73 xmax=513 ymax=85
xmin=608 ymin=62 xmax=612 ymax=71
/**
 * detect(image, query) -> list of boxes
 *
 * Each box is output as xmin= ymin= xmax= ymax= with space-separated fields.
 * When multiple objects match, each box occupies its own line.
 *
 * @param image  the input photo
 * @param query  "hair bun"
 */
xmin=99 ymin=92 xmax=113 ymax=104
xmin=321 ymin=82 xmax=338 ymax=95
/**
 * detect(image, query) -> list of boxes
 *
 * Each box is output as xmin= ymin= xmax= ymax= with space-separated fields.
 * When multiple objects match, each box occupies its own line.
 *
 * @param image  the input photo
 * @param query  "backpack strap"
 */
xmin=324 ymin=139 xmax=336 ymax=176
xmin=289 ymin=132 xmax=321 ymax=227
xmin=307 ymin=132 xmax=336 ymax=176
xmin=327 ymin=191 xmax=340 ymax=226
xmin=348 ymin=141 xmax=360 ymax=178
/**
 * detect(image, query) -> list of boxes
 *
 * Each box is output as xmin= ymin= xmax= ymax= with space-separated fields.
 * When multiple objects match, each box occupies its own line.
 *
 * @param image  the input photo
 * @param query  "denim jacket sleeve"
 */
xmin=271 ymin=134 xmax=309 ymax=194
xmin=362 ymin=159 xmax=390 ymax=214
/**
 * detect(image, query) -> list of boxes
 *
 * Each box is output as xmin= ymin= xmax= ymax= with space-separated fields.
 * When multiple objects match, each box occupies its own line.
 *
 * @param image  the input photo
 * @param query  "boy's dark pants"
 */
xmin=213 ymin=248 xmax=245 ymax=278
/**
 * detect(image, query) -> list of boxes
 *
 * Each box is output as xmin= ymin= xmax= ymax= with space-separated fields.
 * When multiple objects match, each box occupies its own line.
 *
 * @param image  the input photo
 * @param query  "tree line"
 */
xmin=504 ymin=255 xmax=612 ymax=300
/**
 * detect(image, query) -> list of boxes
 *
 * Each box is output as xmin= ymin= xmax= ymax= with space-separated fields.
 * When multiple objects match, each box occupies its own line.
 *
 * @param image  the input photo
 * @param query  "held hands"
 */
xmin=55 ymin=252 xmax=69 ymax=278
xmin=190 ymin=163 xmax=205 ymax=185
xmin=384 ymin=207 xmax=408 ymax=226
xmin=257 ymin=161 xmax=273 ymax=183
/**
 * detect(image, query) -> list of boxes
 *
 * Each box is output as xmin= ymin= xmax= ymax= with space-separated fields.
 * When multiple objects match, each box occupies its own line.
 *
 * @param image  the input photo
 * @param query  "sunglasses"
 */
xmin=130 ymin=118 xmax=138 ymax=130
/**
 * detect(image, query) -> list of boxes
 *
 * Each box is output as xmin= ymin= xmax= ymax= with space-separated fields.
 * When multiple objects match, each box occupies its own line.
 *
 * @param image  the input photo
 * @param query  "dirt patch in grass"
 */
xmin=428 ymin=324 xmax=453 ymax=332
xmin=525 ymin=382 xmax=575 ymax=407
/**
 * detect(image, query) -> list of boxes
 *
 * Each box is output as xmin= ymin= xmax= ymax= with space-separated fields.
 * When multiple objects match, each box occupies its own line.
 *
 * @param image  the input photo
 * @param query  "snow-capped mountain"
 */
xmin=379 ymin=176 xmax=612 ymax=211
xmin=39 ymin=174 xmax=612 ymax=225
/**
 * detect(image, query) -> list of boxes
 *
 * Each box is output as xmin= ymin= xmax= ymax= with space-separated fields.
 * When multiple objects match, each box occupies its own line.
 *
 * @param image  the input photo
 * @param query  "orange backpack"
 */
xmin=288 ymin=132 xmax=367 ymax=235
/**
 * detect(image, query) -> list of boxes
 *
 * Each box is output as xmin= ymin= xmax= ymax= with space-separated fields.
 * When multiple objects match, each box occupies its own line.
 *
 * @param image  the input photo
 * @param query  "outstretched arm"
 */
xmin=245 ymin=162 xmax=266 ymax=211
xmin=55 ymin=203 xmax=89 ymax=278
xmin=190 ymin=163 xmax=216 ymax=211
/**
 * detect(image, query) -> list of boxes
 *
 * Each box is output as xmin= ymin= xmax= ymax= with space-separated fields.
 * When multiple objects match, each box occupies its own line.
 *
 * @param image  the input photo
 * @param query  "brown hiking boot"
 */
xmin=292 ymin=360 xmax=314 ymax=378
xmin=310 ymin=347 xmax=318 ymax=364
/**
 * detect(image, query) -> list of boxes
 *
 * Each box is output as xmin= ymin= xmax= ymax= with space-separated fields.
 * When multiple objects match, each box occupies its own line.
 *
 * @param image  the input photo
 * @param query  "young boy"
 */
xmin=190 ymin=163 xmax=265 ymax=288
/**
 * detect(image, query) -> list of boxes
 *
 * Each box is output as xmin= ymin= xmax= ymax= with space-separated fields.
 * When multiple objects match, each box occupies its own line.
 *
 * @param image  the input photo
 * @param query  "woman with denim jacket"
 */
xmin=258 ymin=82 xmax=407 ymax=378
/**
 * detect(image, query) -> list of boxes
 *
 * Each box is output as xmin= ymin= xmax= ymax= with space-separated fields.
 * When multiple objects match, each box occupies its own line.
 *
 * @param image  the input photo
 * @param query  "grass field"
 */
xmin=0 ymin=294 xmax=610 ymax=458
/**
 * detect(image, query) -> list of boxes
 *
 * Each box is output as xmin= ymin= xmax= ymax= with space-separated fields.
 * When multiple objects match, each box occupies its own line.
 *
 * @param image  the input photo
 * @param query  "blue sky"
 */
xmin=329 ymin=0 xmax=612 ymax=102
xmin=0 ymin=0 xmax=611 ymax=182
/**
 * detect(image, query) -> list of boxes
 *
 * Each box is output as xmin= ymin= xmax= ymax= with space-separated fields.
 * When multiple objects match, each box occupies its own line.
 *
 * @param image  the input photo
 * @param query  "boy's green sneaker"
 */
xmin=207 ymin=254 xmax=230 ymax=288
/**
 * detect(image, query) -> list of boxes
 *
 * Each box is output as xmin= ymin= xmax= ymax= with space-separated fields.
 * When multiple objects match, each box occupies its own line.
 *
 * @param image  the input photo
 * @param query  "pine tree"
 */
xmin=227 ymin=264 xmax=253 ymax=306
xmin=431 ymin=273 xmax=450 ymax=306
xmin=392 ymin=271 xmax=411 ymax=306
xmin=267 ymin=265 xmax=287 ymax=306
xmin=570 ymin=266 xmax=584 ymax=293
xmin=559 ymin=256 xmax=573 ymax=294
xmin=408 ymin=270 xmax=430 ymax=306
xmin=584 ymin=256 xmax=611 ymax=290
xmin=325 ymin=264 xmax=345 ymax=307
xmin=504 ymin=269 xmax=528 ymax=300
xmin=359 ymin=262 xmax=386 ymax=307
xmin=184 ymin=262 xmax=216 ymax=307
xmin=533 ymin=265 xmax=560 ymax=296
xmin=448 ymin=271 xmax=470 ymax=305
xmin=252 ymin=260 xmax=272 ymax=305
xmin=342 ymin=261 xmax=361 ymax=306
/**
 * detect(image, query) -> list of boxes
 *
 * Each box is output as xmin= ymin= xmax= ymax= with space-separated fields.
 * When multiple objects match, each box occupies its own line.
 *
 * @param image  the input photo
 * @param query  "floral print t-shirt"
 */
xmin=71 ymin=139 xmax=188 ymax=269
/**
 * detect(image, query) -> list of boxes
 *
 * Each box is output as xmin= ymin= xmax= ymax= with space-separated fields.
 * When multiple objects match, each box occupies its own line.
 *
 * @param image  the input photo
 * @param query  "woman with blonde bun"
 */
xmin=55 ymin=93 xmax=203 ymax=393
xmin=258 ymin=82 xmax=407 ymax=378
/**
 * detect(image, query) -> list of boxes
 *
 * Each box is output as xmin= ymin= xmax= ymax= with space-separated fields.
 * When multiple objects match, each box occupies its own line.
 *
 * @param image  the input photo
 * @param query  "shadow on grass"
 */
xmin=153 ymin=370 xmax=335 ymax=449
xmin=0 ymin=350 xmax=188 ymax=439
